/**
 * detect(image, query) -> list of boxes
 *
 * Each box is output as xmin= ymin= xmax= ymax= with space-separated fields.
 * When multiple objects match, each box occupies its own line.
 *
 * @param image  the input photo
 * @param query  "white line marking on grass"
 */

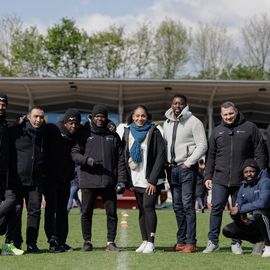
xmin=117 ymin=224 xmax=128 ymax=270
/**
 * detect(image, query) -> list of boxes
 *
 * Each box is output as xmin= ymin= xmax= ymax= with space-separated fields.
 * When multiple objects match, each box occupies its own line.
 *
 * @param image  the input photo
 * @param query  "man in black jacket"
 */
xmin=71 ymin=104 xmax=126 ymax=252
xmin=44 ymin=108 xmax=81 ymax=252
xmin=7 ymin=106 xmax=47 ymax=253
xmin=203 ymin=101 xmax=267 ymax=254
xmin=0 ymin=93 xmax=24 ymax=255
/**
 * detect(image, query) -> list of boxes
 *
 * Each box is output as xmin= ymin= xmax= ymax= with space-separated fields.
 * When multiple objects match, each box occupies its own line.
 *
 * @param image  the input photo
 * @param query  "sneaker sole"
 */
xmin=202 ymin=247 xmax=220 ymax=253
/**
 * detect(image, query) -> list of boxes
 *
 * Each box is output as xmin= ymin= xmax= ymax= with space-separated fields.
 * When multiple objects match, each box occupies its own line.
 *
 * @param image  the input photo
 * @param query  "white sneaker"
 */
xmin=1 ymin=243 xmax=24 ymax=256
xmin=231 ymin=243 xmax=243 ymax=255
xmin=262 ymin=245 xmax=270 ymax=257
xmin=142 ymin=242 xmax=155 ymax=254
xmin=251 ymin=241 xmax=264 ymax=255
xmin=202 ymin=240 xmax=219 ymax=253
xmin=135 ymin=241 xmax=148 ymax=253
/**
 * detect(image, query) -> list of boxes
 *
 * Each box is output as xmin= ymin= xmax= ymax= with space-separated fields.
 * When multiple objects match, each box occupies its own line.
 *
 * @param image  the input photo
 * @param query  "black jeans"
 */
xmin=7 ymin=186 xmax=42 ymax=246
xmin=223 ymin=212 xmax=270 ymax=246
xmin=81 ymin=188 xmax=117 ymax=243
xmin=134 ymin=185 xmax=162 ymax=243
xmin=44 ymin=182 xmax=70 ymax=245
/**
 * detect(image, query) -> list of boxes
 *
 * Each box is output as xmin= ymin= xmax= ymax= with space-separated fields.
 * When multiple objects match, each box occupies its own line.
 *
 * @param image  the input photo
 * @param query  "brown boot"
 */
xmin=164 ymin=243 xmax=186 ymax=252
xmin=180 ymin=244 xmax=197 ymax=253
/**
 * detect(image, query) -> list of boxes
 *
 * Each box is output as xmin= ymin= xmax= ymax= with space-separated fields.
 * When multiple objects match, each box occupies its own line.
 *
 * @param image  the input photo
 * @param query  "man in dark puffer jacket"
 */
xmin=203 ymin=101 xmax=267 ymax=254
xmin=7 ymin=106 xmax=47 ymax=253
xmin=45 ymin=108 xmax=82 ymax=252
xmin=71 ymin=104 xmax=126 ymax=252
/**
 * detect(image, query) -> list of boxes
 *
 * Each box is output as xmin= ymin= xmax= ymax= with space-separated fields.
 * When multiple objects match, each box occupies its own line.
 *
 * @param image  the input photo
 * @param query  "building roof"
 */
xmin=0 ymin=78 xmax=269 ymax=128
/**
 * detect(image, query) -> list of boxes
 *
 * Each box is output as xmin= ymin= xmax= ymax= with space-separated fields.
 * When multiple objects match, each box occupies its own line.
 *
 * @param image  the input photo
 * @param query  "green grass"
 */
xmin=0 ymin=209 xmax=269 ymax=270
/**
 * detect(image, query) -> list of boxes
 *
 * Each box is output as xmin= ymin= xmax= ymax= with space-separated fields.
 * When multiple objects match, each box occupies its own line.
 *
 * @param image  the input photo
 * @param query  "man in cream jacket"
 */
xmin=164 ymin=94 xmax=207 ymax=253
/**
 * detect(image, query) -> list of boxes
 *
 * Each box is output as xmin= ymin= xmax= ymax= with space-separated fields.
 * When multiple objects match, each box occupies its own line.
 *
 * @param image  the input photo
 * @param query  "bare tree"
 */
xmin=0 ymin=14 xmax=23 ymax=76
xmin=241 ymin=13 xmax=270 ymax=77
xmin=192 ymin=21 xmax=236 ymax=79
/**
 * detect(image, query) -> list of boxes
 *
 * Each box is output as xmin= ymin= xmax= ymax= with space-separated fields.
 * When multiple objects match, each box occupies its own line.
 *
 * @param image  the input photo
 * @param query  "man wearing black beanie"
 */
xmin=0 ymin=93 xmax=24 ymax=255
xmin=45 ymin=108 xmax=82 ymax=252
xmin=71 ymin=104 xmax=127 ymax=252
xmin=222 ymin=159 xmax=270 ymax=257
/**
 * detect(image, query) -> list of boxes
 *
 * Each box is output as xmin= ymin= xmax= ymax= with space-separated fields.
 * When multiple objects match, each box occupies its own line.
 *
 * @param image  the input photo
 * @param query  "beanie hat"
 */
xmin=242 ymin=159 xmax=259 ymax=172
xmin=91 ymin=104 xmax=108 ymax=118
xmin=63 ymin=108 xmax=81 ymax=124
xmin=0 ymin=93 xmax=8 ymax=105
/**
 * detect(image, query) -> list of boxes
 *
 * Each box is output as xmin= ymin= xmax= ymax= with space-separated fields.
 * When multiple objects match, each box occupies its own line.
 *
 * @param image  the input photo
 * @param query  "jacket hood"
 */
xmin=242 ymin=170 xmax=268 ymax=186
xmin=165 ymin=105 xmax=192 ymax=122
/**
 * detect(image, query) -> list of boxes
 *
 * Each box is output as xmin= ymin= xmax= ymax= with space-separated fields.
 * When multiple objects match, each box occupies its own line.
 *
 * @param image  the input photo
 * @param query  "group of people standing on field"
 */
xmin=0 ymin=91 xmax=269 ymax=257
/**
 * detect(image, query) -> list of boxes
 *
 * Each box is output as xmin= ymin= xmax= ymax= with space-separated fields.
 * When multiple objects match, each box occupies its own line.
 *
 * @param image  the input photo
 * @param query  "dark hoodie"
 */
xmin=205 ymin=112 xmax=267 ymax=186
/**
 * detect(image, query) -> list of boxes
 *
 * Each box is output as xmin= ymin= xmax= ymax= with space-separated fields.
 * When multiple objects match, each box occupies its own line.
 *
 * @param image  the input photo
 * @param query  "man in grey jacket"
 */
xmin=163 ymin=94 xmax=207 ymax=253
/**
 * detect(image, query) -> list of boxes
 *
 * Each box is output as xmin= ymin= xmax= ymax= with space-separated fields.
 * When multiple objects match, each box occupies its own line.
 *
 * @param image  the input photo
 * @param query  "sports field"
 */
xmin=0 ymin=209 xmax=269 ymax=270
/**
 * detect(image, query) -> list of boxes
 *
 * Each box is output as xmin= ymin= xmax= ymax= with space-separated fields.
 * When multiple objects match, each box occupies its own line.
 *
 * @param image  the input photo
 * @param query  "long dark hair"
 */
xmin=126 ymin=105 xmax=152 ymax=125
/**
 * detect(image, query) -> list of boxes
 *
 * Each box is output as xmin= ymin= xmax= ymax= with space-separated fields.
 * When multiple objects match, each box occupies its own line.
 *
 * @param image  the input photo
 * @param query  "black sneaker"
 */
xmin=49 ymin=239 xmax=63 ymax=253
xmin=27 ymin=244 xmax=40 ymax=253
xmin=81 ymin=241 xmax=93 ymax=252
xmin=61 ymin=243 xmax=73 ymax=252
xmin=106 ymin=242 xmax=120 ymax=252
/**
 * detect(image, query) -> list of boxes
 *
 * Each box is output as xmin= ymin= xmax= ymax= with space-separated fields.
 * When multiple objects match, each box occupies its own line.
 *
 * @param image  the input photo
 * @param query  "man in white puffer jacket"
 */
xmin=163 ymin=94 xmax=207 ymax=253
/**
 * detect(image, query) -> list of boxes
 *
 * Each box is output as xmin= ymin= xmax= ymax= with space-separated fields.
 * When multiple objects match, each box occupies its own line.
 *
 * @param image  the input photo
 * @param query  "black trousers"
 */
xmin=44 ymin=182 xmax=70 ymax=245
xmin=134 ymin=185 xmax=162 ymax=243
xmin=0 ymin=173 xmax=17 ymax=236
xmin=222 ymin=212 xmax=270 ymax=246
xmin=81 ymin=188 xmax=117 ymax=243
xmin=7 ymin=186 xmax=42 ymax=246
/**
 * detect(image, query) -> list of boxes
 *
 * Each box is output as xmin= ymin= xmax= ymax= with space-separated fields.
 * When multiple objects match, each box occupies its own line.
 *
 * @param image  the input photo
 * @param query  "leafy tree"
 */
xmin=152 ymin=18 xmax=189 ymax=79
xmin=220 ymin=64 xmax=267 ymax=80
xmin=87 ymin=26 xmax=124 ymax=78
xmin=10 ymin=26 xmax=44 ymax=77
xmin=44 ymin=17 xmax=83 ymax=77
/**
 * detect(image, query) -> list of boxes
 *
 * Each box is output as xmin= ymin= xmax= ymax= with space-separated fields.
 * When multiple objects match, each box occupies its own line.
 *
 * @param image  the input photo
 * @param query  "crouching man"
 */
xmin=222 ymin=159 xmax=270 ymax=257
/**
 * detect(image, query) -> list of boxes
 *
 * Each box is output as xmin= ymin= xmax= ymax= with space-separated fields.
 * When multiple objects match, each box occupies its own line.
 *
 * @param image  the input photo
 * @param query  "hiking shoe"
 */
xmin=164 ymin=243 xmax=186 ymax=252
xmin=202 ymin=240 xmax=219 ymax=253
xmin=142 ymin=242 xmax=155 ymax=254
xmin=61 ymin=243 xmax=73 ymax=252
xmin=262 ymin=246 xmax=270 ymax=257
xmin=82 ymin=241 xmax=93 ymax=252
xmin=27 ymin=244 xmax=40 ymax=253
xmin=49 ymin=239 xmax=63 ymax=253
xmin=252 ymin=241 xmax=264 ymax=255
xmin=181 ymin=244 xmax=198 ymax=253
xmin=1 ymin=243 xmax=24 ymax=256
xmin=135 ymin=241 xmax=147 ymax=253
xmin=106 ymin=242 xmax=120 ymax=252
xmin=231 ymin=243 xmax=243 ymax=255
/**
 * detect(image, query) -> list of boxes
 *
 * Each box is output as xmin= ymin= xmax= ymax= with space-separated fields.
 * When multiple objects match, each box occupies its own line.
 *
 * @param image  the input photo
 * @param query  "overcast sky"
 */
xmin=2 ymin=0 xmax=270 ymax=35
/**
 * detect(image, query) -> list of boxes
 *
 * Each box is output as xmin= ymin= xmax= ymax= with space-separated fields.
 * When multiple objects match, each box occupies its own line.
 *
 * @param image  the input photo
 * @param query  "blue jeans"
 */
xmin=208 ymin=183 xmax=239 ymax=245
xmin=171 ymin=166 xmax=196 ymax=244
xmin=67 ymin=184 xmax=82 ymax=214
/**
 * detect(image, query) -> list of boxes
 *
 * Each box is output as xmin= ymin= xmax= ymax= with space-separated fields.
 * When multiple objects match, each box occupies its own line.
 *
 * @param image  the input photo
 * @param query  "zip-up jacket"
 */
xmin=163 ymin=105 xmax=207 ymax=167
xmin=71 ymin=124 xmax=126 ymax=189
xmin=8 ymin=121 xmax=47 ymax=188
xmin=0 ymin=115 xmax=9 ymax=174
xmin=236 ymin=170 xmax=270 ymax=214
xmin=267 ymin=125 xmax=270 ymax=165
xmin=205 ymin=113 xmax=267 ymax=186
xmin=122 ymin=125 xmax=166 ymax=186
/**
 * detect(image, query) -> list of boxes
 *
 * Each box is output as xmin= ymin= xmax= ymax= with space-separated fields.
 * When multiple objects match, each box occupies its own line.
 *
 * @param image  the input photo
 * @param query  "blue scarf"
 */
xmin=130 ymin=122 xmax=152 ymax=164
